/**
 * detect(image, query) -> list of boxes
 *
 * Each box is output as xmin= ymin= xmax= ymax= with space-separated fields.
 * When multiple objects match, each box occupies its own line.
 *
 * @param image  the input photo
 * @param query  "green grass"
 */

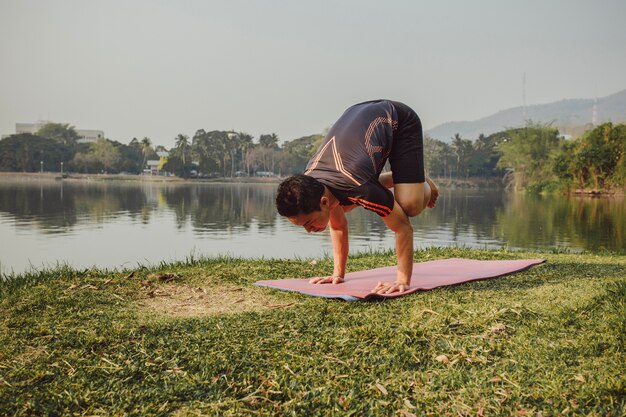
xmin=1 ymin=248 xmax=625 ymax=416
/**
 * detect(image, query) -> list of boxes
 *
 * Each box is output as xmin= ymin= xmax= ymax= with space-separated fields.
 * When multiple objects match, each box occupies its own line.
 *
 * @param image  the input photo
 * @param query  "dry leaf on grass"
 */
xmin=374 ymin=382 xmax=388 ymax=395
xmin=435 ymin=354 xmax=449 ymax=364
xmin=81 ymin=284 xmax=98 ymax=290
xmin=489 ymin=323 xmax=507 ymax=334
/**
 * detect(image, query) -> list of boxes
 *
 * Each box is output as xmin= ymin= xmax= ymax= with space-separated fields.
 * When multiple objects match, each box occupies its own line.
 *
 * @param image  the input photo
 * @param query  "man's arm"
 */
xmin=329 ymin=204 xmax=349 ymax=278
xmin=309 ymin=204 xmax=349 ymax=284
xmin=374 ymin=201 xmax=414 ymax=294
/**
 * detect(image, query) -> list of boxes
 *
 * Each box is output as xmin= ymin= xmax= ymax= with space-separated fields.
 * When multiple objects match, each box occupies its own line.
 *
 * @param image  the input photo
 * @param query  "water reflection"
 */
xmin=414 ymin=190 xmax=508 ymax=245
xmin=0 ymin=178 xmax=623 ymax=275
xmin=496 ymin=193 xmax=625 ymax=251
xmin=158 ymin=185 xmax=279 ymax=233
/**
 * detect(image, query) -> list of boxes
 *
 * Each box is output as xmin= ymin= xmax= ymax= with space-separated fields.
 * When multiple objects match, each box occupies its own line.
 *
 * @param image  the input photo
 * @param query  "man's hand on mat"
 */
xmin=309 ymin=275 xmax=344 ymax=285
xmin=372 ymin=281 xmax=409 ymax=295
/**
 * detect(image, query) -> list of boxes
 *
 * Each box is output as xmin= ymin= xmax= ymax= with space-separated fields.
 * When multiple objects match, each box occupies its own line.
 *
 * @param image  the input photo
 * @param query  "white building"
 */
xmin=145 ymin=151 xmax=170 ymax=175
xmin=8 ymin=122 xmax=104 ymax=143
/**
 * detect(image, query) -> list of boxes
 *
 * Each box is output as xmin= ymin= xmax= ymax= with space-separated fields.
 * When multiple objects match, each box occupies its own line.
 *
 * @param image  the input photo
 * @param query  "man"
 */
xmin=275 ymin=100 xmax=438 ymax=295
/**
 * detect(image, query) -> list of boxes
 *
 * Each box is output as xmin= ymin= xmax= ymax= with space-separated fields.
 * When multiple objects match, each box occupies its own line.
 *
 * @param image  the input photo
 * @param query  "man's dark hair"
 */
xmin=276 ymin=175 xmax=325 ymax=217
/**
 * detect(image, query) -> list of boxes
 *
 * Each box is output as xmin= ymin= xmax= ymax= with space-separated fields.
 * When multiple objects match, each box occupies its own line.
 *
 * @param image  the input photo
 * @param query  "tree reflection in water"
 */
xmin=0 ymin=179 xmax=623 ymax=273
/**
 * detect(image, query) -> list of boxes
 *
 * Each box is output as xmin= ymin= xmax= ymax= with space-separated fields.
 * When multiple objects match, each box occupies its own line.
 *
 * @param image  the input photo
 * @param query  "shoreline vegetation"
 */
xmin=1 ymin=172 xmax=624 ymax=195
xmin=1 ymin=248 xmax=624 ymax=416
xmin=2 ymin=122 xmax=624 ymax=195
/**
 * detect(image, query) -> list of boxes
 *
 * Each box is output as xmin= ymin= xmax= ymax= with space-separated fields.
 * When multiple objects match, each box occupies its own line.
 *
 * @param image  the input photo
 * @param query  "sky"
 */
xmin=1 ymin=0 xmax=625 ymax=148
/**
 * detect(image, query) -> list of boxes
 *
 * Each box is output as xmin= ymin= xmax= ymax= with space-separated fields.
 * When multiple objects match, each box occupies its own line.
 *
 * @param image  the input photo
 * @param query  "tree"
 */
xmin=451 ymin=133 xmax=475 ymax=178
xmin=423 ymin=136 xmax=455 ymax=178
xmin=129 ymin=137 xmax=140 ymax=150
xmin=237 ymin=133 xmax=255 ymax=175
xmin=162 ymin=154 xmax=191 ymax=178
xmin=556 ymin=123 xmax=626 ymax=189
xmin=0 ymin=133 xmax=72 ymax=172
xmin=470 ymin=133 xmax=505 ymax=178
xmin=140 ymin=137 xmax=153 ymax=172
xmin=36 ymin=123 xmax=80 ymax=147
xmin=192 ymin=130 xmax=227 ymax=176
xmin=496 ymin=123 xmax=562 ymax=190
xmin=259 ymin=133 xmax=279 ymax=149
xmin=71 ymin=138 xmax=122 ymax=173
xmin=115 ymin=140 xmax=144 ymax=173
xmin=175 ymin=134 xmax=190 ymax=165
xmin=280 ymin=134 xmax=322 ymax=175
xmin=225 ymin=132 xmax=240 ymax=177
xmin=91 ymin=138 xmax=121 ymax=172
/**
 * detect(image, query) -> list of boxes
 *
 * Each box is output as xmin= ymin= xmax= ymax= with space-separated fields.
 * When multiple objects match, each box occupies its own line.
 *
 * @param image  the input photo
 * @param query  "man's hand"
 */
xmin=372 ymin=281 xmax=409 ymax=295
xmin=309 ymin=275 xmax=344 ymax=285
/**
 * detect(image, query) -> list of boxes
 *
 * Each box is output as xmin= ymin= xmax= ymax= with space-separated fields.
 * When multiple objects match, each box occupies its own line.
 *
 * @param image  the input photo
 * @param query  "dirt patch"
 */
xmin=137 ymin=283 xmax=297 ymax=318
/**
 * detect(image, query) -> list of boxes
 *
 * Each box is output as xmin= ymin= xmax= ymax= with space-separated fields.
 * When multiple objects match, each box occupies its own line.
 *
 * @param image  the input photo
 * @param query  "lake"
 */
xmin=0 ymin=177 xmax=624 ymax=276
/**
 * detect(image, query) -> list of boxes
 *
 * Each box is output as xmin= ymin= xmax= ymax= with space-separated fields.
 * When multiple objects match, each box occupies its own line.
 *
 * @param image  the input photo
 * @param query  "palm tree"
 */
xmin=226 ymin=132 xmax=240 ymax=178
xmin=140 ymin=137 xmax=152 ymax=172
xmin=175 ymin=134 xmax=190 ymax=165
xmin=452 ymin=133 xmax=475 ymax=178
xmin=259 ymin=133 xmax=279 ymax=149
xmin=237 ymin=133 xmax=254 ymax=175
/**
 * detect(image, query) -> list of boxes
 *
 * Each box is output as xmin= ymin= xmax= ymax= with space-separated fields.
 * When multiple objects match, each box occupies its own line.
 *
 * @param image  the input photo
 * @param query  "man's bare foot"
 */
xmin=426 ymin=176 xmax=439 ymax=208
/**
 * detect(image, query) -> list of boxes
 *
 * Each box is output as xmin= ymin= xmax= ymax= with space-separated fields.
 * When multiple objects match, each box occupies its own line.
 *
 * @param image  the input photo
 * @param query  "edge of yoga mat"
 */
xmin=254 ymin=258 xmax=546 ymax=301
xmin=254 ymin=283 xmax=361 ymax=301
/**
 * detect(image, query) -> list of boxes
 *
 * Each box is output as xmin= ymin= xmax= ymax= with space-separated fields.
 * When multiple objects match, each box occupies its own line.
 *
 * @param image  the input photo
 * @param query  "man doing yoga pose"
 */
xmin=275 ymin=100 xmax=439 ymax=295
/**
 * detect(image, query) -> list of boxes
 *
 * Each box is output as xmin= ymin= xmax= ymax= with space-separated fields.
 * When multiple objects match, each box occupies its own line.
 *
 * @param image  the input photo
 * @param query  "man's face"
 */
xmin=288 ymin=209 xmax=330 ymax=233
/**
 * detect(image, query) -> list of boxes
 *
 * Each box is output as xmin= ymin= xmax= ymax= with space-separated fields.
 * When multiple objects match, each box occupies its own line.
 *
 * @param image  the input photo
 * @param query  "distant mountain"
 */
xmin=426 ymin=89 xmax=626 ymax=142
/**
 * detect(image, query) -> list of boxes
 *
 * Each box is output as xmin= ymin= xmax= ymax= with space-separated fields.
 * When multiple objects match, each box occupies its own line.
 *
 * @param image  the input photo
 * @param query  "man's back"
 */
xmin=305 ymin=100 xmax=398 ymax=190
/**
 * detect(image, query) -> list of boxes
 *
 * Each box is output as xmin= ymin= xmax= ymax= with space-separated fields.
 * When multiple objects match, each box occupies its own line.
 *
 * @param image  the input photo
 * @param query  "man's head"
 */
xmin=276 ymin=175 xmax=331 ymax=232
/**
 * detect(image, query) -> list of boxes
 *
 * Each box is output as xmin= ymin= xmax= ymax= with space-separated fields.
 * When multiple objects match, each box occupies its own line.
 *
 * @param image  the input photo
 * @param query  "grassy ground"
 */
xmin=1 ymin=248 xmax=624 ymax=416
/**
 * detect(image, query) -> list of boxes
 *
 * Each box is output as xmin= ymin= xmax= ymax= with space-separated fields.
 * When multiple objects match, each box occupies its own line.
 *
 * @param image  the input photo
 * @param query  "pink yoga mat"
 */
xmin=255 ymin=258 xmax=545 ymax=301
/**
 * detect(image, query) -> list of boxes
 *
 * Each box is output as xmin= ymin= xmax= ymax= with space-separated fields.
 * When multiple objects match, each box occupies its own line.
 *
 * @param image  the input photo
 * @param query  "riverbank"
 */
xmin=1 ymin=248 xmax=624 ymax=416
xmin=0 ymin=171 xmax=280 ymax=184
xmin=0 ymin=171 xmax=509 ymax=188
xmin=8 ymin=171 xmax=621 ymax=194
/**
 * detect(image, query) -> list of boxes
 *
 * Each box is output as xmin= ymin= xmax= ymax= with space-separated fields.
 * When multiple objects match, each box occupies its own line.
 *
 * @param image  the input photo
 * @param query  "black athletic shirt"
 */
xmin=304 ymin=100 xmax=398 ymax=217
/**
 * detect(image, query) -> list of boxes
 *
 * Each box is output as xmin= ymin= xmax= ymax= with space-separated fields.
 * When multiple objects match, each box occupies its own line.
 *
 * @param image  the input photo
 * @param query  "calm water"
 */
xmin=1 ymin=178 xmax=624 ymax=276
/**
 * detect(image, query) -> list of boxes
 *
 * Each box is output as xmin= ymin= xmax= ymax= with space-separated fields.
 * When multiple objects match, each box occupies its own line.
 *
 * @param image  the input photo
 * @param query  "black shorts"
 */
xmin=389 ymin=101 xmax=425 ymax=184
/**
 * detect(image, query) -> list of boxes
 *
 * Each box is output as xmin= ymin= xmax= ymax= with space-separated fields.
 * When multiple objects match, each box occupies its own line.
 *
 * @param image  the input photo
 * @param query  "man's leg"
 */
xmin=379 ymin=172 xmax=438 ymax=217
xmin=394 ymin=182 xmax=430 ymax=217
xmin=425 ymin=176 xmax=439 ymax=208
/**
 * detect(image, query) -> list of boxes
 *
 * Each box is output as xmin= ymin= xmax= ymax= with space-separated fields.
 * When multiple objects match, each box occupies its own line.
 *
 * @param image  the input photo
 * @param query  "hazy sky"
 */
xmin=1 ymin=0 xmax=625 ymax=147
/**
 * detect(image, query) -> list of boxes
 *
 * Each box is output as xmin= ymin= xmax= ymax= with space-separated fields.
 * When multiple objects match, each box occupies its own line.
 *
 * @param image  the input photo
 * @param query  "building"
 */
xmin=4 ymin=122 xmax=104 ymax=143
xmin=145 ymin=151 xmax=169 ymax=175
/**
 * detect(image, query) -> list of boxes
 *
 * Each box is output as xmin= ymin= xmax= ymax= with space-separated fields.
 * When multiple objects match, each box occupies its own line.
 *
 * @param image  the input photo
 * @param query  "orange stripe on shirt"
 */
xmin=306 ymin=136 xmax=361 ymax=186
xmin=304 ymin=137 xmax=334 ymax=175
xmin=331 ymin=139 xmax=361 ymax=186
xmin=349 ymin=197 xmax=392 ymax=212
xmin=348 ymin=197 xmax=392 ymax=217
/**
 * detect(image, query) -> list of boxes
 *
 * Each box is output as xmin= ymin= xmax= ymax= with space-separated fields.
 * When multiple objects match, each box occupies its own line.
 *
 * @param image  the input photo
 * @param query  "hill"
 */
xmin=427 ymin=89 xmax=626 ymax=141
